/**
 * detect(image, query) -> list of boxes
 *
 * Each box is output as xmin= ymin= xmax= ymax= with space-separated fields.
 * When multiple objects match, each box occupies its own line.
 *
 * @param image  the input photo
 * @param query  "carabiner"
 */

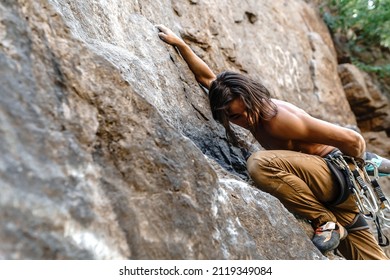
xmin=378 ymin=202 xmax=390 ymax=228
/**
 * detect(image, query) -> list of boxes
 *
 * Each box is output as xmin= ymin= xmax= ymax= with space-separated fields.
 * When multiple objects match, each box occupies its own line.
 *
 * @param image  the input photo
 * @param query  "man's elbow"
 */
xmin=351 ymin=132 xmax=366 ymax=158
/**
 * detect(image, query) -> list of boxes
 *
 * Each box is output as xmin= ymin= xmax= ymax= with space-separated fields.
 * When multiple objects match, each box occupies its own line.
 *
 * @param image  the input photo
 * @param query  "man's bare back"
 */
xmin=228 ymin=97 xmax=364 ymax=157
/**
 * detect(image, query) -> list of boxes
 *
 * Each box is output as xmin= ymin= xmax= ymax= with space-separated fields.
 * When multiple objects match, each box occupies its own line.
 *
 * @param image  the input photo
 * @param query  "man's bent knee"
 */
xmin=247 ymin=151 xmax=275 ymax=188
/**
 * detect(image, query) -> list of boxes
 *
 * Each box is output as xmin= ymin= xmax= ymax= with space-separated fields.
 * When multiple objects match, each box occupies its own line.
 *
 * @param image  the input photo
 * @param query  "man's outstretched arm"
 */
xmin=157 ymin=24 xmax=216 ymax=89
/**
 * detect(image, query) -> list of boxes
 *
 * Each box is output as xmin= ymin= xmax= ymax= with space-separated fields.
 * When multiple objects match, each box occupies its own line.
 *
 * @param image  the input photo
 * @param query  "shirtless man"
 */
xmin=157 ymin=24 xmax=388 ymax=260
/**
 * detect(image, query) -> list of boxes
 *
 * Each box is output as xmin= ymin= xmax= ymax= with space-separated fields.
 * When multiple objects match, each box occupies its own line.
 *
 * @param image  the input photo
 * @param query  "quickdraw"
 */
xmin=325 ymin=149 xmax=390 ymax=247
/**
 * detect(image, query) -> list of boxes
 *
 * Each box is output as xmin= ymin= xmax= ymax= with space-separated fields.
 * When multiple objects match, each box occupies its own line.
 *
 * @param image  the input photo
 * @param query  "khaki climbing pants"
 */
xmin=247 ymin=150 xmax=389 ymax=260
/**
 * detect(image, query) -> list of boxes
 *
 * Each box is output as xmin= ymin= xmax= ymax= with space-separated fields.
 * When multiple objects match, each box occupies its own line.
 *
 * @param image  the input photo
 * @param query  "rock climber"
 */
xmin=156 ymin=24 xmax=389 ymax=260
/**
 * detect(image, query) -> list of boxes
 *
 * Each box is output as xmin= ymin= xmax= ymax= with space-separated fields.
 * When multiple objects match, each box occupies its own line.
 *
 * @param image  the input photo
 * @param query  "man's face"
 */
xmin=227 ymin=98 xmax=250 ymax=129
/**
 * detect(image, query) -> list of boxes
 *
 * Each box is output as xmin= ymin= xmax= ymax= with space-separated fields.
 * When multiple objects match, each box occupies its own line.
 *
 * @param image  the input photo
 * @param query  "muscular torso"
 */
xmin=252 ymin=99 xmax=335 ymax=157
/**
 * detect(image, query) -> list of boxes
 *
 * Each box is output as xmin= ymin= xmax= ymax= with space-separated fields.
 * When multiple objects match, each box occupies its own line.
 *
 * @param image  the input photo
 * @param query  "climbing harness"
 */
xmin=325 ymin=149 xmax=390 ymax=247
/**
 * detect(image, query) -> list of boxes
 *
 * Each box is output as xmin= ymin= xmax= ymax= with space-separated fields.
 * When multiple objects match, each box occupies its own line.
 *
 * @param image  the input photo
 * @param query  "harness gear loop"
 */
xmin=324 ymin=149 xmax=390 ymax=247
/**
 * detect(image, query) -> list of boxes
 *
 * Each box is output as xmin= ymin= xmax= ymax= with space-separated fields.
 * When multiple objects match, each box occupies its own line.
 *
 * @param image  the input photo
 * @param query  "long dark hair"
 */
xmin=209 ymin=71 xmax=277 ymax=142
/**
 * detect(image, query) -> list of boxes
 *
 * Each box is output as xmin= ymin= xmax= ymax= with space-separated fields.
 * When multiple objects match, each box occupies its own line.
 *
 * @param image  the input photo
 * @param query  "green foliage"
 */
xmin=321 ymin=0 xmax=390 ymax=76
xmin=323 ymin=0 xmax=390 ymax=47
xmin=352 ymin=58 xmax=390 ymax=78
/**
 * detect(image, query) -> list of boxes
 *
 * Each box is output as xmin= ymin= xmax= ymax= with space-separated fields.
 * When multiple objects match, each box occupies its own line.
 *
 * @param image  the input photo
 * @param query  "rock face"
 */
xmin=0 ymin=0 xmax=388 ymax=259
xmin=338 ymin=63 xmax=390 ymax=134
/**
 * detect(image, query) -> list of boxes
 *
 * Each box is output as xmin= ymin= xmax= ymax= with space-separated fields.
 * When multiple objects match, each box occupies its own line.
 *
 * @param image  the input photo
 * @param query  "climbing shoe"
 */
xmin=312 ymin=222 xmax=347 ymax=253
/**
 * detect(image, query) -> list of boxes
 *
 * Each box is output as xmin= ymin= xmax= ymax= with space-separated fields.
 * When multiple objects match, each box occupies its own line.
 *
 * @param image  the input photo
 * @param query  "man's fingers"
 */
xmin=156 ymin=24 xmax=167 ymax=33
xmin=156 ymin=25 xmax=167 ymax=42
xmin=158 ymin=32 xmax=167 ymax=41
xmin=156 ymin=24 xmax=176 ymax=44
